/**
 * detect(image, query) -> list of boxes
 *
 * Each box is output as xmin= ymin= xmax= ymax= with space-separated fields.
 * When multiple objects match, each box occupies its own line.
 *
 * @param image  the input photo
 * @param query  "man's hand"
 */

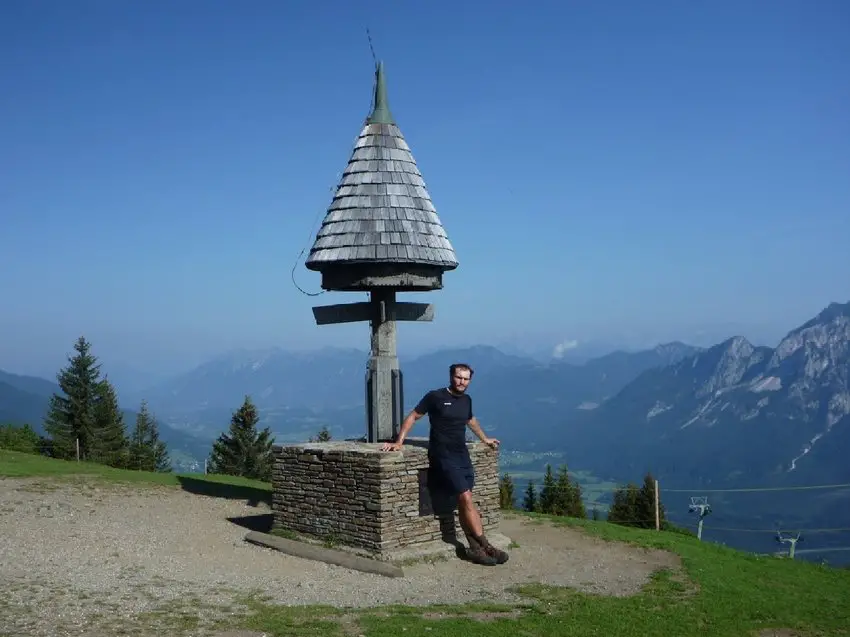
xmin=380 ymin=441 xmax=403 ymax=452
xmin=483 ymin=437 xmax=500 ymax=450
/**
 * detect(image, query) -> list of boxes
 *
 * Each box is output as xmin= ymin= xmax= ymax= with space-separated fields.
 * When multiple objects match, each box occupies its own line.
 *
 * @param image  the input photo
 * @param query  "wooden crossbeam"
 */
xmin=394 ymin=302 xmax=434 ymax=322
xmin=312 ymin=301 xmax=434 ymax=326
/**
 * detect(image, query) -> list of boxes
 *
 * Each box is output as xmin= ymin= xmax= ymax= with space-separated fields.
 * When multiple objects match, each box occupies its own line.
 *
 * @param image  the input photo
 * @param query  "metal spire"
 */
xmin=366 ymin=61 xmax=394 ymax=125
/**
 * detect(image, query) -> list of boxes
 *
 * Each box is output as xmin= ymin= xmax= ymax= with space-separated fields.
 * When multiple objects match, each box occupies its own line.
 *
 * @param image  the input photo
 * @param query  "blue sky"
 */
xmin=1 ymin=0 xmax=848 ymax=380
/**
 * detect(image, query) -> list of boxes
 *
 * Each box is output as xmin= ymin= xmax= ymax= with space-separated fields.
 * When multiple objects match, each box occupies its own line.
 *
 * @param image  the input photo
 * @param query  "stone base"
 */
xmin=270 ymin=437 xmax=505 ymax=562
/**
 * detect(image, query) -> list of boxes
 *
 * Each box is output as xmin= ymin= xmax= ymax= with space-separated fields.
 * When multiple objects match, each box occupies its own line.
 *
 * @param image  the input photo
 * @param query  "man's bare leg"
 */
xmin=457 ymin=490 xmax=508 ymax=564
xmin=458 ymin=490 xmax=484 ymax=536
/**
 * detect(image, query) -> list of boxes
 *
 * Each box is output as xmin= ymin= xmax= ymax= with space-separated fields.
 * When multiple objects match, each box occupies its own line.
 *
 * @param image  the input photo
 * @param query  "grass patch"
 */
xmin=0 ymin=449 xmax=271 ymax=504
xmin=228 ymin=513 xmax=850 ymax=636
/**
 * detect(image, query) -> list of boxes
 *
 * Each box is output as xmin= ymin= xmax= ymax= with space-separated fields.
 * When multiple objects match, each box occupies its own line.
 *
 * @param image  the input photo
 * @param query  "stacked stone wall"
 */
xmin=271 ymin=439 xmax=500 ymax=556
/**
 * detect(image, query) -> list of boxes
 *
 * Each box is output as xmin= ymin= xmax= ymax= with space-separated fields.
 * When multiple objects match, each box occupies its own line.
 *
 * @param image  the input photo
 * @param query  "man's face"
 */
xmin=450 ymin=368 xmax=472 ymax=393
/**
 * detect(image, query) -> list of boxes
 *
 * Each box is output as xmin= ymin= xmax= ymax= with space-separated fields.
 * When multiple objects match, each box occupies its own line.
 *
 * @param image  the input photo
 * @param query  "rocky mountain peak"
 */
xmin=653 ymin=341 xmax=702 ymax=364
xmin=768 ymin=303 xmax=850 ymax=374
xmin=761 ymin=301 xmax=850 ymax=431
xmin=693 ymin=335 xmax=766 ymax=397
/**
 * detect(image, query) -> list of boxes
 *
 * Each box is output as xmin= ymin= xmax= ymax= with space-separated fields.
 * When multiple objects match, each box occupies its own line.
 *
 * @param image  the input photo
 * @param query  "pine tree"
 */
xmin=553 ymin=464 xmax=572 ymax=516
xmin=499 ymin=473 xmax=516 ymax=510
xmin=539 ymin=464 xmax=557 ymax=514
xmin=43 ymin=336 xmax=102 ymax=461
xmin=607 ymin=482 xmax=641 ymax=527
xmin=636 ymin=472 xmax=665 ymax=529
xmin=523 ymin=480 xmax=538 ymax=512
xmin=129 ymin=402 xmax=153 ymax=470
xmin=91 ymin=378 xmax=128 ymax=467
xmin=568 ymin=471 xmax=587 ymax=519
xmin=150 ymin=416 xmax=171 ymax=473
xmin=129 ymin=401 xmax=171 ymax=472
xmin=208 ymin=395 xmax=275 ymax=481
xmin=550 ymin=464 xmax=587 ymax=518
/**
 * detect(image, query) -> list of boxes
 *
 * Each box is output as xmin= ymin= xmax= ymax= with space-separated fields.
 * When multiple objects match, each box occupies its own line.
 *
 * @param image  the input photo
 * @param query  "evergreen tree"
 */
xmin=43 ymin=336 xmax=102 ymax=460
xmin=636 ymin=472 xmax=665 ymax=529
xmin=150 ymin=417 xmax=171 ymax=473
xmin=553 ymin=465 xmax=571 ymax=515
xmin=539 ymin=464 xmax=557 ymax=514
xmin=91 ymin=378 xmax=128 ymax=467
xmin=607 ymin=482 xmax=641 ymax=527
xmin=569 ymin=473 xmax=586 ymax=519
xmin=523 ymin=480 xmax=538 ymax=512
xmin=208 ymin=395 xmax=275 ymax=481
xmin=310 ymin=425 xmax=332 ymax=442
xmin=498 ymin=473 xmax=516 ymax=510
xmin=591 ymin=505 xmax=600 ymax=521
xmin=553 ymin=464 xmax=587 ymax=519
xmin=129 ymin=401 xmax=171 ymax=472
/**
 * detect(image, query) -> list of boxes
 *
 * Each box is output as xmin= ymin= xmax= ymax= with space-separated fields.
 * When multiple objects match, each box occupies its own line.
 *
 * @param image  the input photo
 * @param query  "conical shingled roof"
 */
xmin=305 ymin=62 xmax=458 ymax=274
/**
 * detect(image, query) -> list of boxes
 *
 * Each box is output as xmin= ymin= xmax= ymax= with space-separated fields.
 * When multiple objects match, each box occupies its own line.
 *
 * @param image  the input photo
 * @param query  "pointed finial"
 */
xmin=366 ymin=61 xmax=394 ymax=125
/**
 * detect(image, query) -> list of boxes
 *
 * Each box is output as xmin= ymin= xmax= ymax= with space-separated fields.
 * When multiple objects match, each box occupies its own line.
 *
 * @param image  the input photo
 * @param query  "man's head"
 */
xmin=448 ymin=363 xmax=474 ymax=394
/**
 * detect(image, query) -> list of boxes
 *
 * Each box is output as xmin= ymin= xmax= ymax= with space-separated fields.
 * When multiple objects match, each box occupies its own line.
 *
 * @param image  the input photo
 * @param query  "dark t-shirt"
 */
xmin=415 ymin=388 xmax=473 ymax=462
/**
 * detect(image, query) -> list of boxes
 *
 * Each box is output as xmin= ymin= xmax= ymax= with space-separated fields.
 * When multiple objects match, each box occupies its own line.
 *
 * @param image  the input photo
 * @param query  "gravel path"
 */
xmin=0 ymin=477 xmax=680 ymax=636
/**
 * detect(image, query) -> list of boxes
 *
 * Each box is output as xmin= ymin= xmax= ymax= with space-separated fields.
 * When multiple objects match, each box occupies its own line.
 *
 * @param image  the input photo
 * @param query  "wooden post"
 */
xmin=76 ymin=437 xmax=80 ymax=462
xmin=366 ymin=289 xmax=401 ymax=443
xmin=311 ymin=296 xmax=434 ymax=443
xmin=654 ymin=479 xmax=660 ymax=531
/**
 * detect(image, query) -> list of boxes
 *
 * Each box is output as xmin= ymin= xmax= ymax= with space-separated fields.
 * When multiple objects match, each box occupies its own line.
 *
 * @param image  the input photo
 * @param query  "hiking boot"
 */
xmin=482 ymin=542 xmax=510 ymax=565
xmin=474 ymin=534 xmax=509 ymax=564
xmin=466 ymin=543 xmax=499 ymax=566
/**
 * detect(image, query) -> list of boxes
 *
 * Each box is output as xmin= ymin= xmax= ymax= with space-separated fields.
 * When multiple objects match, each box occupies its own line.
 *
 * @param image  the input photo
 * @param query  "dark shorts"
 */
xmin=428 ymin=454 xmax=475 ymax=496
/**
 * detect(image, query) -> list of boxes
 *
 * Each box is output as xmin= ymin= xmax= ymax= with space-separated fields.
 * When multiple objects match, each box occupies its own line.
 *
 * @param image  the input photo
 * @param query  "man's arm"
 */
xmin=467 ymin=416 xmax=500 ymax=449
xmin=381 ymin=392 xmax=432 ymax=451
xmin=466 ymin=416 xmax=488 ymax=442
xmin=395 ymin=409 xmax=425 ymax=445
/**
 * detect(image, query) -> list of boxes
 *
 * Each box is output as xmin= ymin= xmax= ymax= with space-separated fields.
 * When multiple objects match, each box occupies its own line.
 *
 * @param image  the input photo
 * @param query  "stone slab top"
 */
xmin=272 ymin=437 xmax=497 ymax=458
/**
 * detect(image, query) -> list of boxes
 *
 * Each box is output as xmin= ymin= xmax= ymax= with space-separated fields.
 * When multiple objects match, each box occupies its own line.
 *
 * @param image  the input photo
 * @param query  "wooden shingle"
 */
xmin=305 ymin=62 xmax=458 ymax=274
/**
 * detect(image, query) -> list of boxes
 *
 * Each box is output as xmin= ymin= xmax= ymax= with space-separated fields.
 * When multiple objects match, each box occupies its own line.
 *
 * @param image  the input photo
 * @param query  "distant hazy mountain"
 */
xmin=129 ymin=347 xmax=370 ymax=415
xmin=0 ymin=370 xmax=58 ymax=398
xmin=151 ymin=342 xmax=698 ymax=414
xmin=0 ymin=371 xmax=58 ymax=427
xmin=0 ymin=382 xmax=48 ymax=427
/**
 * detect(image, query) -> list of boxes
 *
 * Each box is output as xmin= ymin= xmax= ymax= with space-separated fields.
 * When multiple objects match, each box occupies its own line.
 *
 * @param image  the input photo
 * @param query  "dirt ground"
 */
xmin=0 ymin=477 xmax=681 ymax=636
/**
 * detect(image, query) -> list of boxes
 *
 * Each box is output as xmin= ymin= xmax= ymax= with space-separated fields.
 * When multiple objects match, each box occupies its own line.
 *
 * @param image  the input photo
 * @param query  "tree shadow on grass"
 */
xmin=177 ymin=475 xmax=271 ymax=507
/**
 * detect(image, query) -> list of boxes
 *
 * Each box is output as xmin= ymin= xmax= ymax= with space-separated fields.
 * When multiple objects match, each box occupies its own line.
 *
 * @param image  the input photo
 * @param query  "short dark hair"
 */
xmin=449 ymin=363 xmax=474 ymax=378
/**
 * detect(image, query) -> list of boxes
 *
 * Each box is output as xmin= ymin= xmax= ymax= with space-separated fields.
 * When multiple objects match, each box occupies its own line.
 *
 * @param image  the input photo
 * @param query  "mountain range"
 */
xmin=1 ymin=300 xmax=848 ymax=563
xmin=0 ymin=337 xmax=705 ymax=466
xmin=547 ymin=301 xmax=850 ymax=561
xmin=557 ymin=301 xmax=849 ymax=485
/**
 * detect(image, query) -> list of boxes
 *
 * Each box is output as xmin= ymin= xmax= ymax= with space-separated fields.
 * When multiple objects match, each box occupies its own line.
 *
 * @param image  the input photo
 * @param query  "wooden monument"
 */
xmin=305 ymin=60 xmax=458 ymax=443
xmin=268 ymin=61 xmax=506 ymax=564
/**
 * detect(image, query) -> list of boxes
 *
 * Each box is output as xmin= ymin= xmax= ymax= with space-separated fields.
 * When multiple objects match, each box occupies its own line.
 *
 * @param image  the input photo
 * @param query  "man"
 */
xmin=380 ymin=363 xmax=509 ymax=566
